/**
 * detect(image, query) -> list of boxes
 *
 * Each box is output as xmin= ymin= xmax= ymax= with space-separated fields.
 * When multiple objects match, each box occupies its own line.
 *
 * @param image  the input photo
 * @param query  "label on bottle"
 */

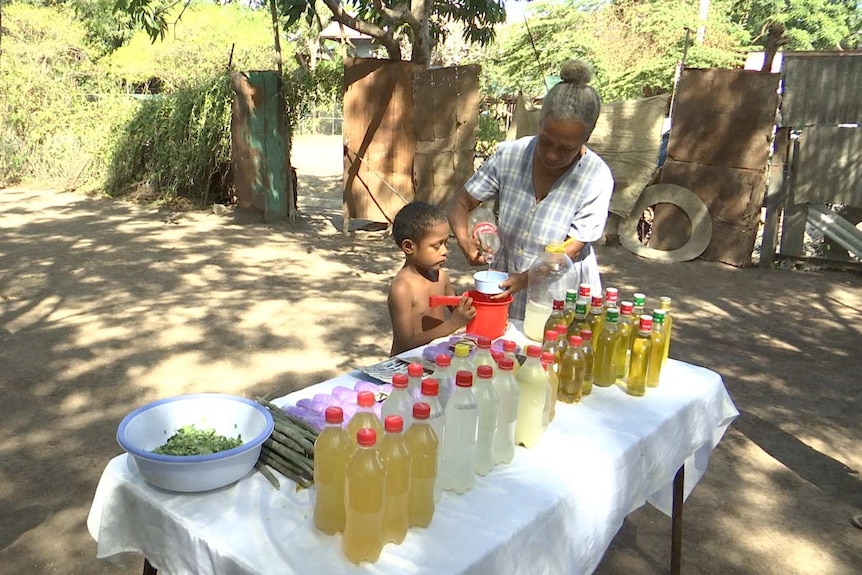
xmin=472 ymin=222 xmax=498 ymax=238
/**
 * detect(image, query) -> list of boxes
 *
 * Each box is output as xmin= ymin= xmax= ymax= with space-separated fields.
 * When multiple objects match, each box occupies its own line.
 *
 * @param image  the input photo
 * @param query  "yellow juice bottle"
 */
xmin=540 ymin=350 xmax=558 ymax=425
xmin=615 ymin=301 xmax=635 ymax=379
xmin=579 ymin=329 xmax=595 ymax=397
xmin=593 ymin=307 xmax=621 ymax=387
xmin=659 ymin=296 xmax=673 ymax=368
xmin=563 ymin=289 xmax=578 ymax=325
xmin=567 ymin=301 xmax=589 ymax=338
xmin=378 ymin=415 xmax=411 ymax=545
xmin=313 ymin=406 xmax=351 ymax=535
xmin=404 ymin=402 xmax=438 ymax=528
xmin=627 ymin=315 xmax=653 ymax=397
xmin=347 ymin=391 xmax=383 ymax=453
xmin=646 ymin=309 xmax=667 ymax=387
xmin=557 ymin=335 xmax=585 ymax=403
xmin=342 ymin=428 xmax=385 ymax=564
xmin=514 ymin=345 xmax=548 ymax=448
xmin=587 ymin=296 xmax=605 ymax=342
xmin=603 ymin=287 xmax=619 ymax=312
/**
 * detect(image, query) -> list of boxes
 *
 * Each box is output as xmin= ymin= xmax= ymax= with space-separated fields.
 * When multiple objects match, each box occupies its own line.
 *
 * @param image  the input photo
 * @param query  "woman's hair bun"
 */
xmin=559 ymin=60 xmax=593 ymax=86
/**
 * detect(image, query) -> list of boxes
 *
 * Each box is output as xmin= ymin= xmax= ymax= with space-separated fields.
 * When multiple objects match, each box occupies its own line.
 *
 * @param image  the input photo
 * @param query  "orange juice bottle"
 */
xmin=404 ymin=402 xmax=438 ymax=528
xmin=347 ymin=391 xmax=383 ymax=453
xmin=378 ymin=416 xmax=411 ymax=545
xmin=579 ymin=329 xmax=595 ymax=396
xmin=342 ymin=428 xmax=385 ymax=564
xmin=593 ymin=307 xmax=620 ymax=387
xmin=627 ymin=315 xmax=653 ymax=397
xmin=646 ymin=309 xmax=667 ymax=387
xmin=313 ymin=406 xmax=351 ymax=535
xmin=615 ymin=301 xmax=635 ymax=379
xmin=587 ymin=295 xmax=605 ymax=341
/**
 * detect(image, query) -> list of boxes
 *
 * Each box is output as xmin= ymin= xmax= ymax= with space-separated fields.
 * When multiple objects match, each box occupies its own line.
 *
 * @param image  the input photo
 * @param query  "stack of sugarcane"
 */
xmin=255 ymin=398 xmax=318 ymax=489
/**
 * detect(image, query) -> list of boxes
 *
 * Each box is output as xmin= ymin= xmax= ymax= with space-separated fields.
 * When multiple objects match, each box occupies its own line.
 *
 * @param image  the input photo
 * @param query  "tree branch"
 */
xmin=319 ymin=0 xmax=402 ymax=60
xmin=372 ymin=0 xmax=419 ymax=29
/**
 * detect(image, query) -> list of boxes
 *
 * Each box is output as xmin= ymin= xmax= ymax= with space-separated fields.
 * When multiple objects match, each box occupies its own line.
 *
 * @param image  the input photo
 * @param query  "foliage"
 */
xmin=729 ymin=0 xmax=861 ymax=50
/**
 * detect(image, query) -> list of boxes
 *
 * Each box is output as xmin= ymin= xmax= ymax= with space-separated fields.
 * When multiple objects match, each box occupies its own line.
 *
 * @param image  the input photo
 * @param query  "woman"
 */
xmin=448 ymin=59 xmax=614 ymax=320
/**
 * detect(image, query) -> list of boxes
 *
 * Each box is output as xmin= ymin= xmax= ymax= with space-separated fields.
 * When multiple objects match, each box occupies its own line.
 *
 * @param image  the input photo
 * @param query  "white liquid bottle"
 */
xmin=418 ymin=378 xmax=446 ymax=501
xmin=491 ymin=357 xmax=520 ymax=465
xmin=500 ymin=339 xmax=520 ymax=377
xmin=441 ymin=370 xmax=479 ymax=494
xmin=472 ymin=364 xmax=500 ymax=476
xmin=431 ymin=353 xmax=456 ymax=409
xmin=381 ymin=373 xmax=413 ymax=430
xmin=472 ymin=337 xmax=495 ymax=372
xmin=514 ymin=345 xmax=548 ymax=448
xmin=407 ymin=362 xmax=424 ymax=400
xmin=449 ymin=343 xmax=475 ymax=379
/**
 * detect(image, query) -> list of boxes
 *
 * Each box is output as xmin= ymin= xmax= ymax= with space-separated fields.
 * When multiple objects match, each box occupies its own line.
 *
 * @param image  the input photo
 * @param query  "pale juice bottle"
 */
xmin=405 ymin=402 xmax=437 ymax=528
xmin=381 ymin=373 xmax=413 ymax=430
xmin=347 ymin=391 xmax=383 ymax=452
xmin=341 ymin=428 xmax=385 ymax=564
xmin=593 ymin=307 xmax=621 ymax=387
xmin=378 ymin=415 xmax=411 ymax=545
xmin=627 ymin=315 xmax=653 ymax=397
xmin=407 ymin=362 xmax=424 ymax=400
xmin=659 ymin=296 xmax=674 ymax=368
xmin=540 ymin=351 xmax=558 ymax=426
xmin=580 ymin=329 xmax=595 ymax=397
xmin=557 ymin=335 xmax=585 ymax=403
xmin=514 ymin=345 xmax=548 ymax=448
xmin=431 ymin=353 xmax=456 ymax=408
xmin=473 ymin=364 xmax=500 ymax=476
xmin=615 ymin=301 xmax=635 ymax=379
xmin=449 ymin=343 xmax=475 ymax=380
xmin=313 ymin=406 xmax=351 ymax=534
xmin=646 ymin=309 xmax=667 ymax=387
xmin=501 ymin=339 xmax=520 ymax=377
xmin=418 ymin=378 xmax=445 ymax=501
xmin=440 ymin=370 xmax=479 ymax=493
xmin=491 ymin=357 xmax=520 ymax=464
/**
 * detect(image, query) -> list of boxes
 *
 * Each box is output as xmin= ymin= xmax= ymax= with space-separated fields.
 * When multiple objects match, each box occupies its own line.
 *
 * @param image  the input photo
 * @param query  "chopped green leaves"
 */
xmin=152 ymin=424 xmax=242 ymax=456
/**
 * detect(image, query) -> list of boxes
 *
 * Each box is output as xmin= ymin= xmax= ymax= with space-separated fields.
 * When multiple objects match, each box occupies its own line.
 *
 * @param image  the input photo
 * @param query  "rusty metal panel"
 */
xmin=700 ymin=220 xmax=759 ymax=267
xmin=660 ymin=160 xmax=766 ymax=224
xmin=793 ymin=126 xmax=862 ymax=207
xmin=667 ymin=68 xmax=780 ymax=170
xmin=782 ymin=53 xmax=862 ymax=127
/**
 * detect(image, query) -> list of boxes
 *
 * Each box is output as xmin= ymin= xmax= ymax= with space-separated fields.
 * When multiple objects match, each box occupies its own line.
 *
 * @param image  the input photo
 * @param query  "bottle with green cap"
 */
xmin=646 ymin=309 xmax=667 ymax=387
xmin=593 ymin=307 xmax=621 ymax=387
xmin=629 ymin=292 xmax=647 ymax=351
xmin=658 ymin=296 xmax=673 ymax=368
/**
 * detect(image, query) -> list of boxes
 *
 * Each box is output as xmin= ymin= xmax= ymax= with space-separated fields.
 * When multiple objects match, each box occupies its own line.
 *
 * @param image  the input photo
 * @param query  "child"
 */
xmin=388 ymin=202 xmax=476 ymax=356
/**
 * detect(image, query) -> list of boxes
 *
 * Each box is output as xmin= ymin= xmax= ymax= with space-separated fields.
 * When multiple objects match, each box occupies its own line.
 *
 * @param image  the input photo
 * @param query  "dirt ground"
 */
xmin=1 ymin=134 xmax=860 ymax=575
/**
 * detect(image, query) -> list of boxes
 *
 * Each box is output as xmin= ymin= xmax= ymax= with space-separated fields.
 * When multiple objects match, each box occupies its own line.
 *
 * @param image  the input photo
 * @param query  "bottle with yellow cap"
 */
xmin=523 ymin=242 xmax=574 ymax=342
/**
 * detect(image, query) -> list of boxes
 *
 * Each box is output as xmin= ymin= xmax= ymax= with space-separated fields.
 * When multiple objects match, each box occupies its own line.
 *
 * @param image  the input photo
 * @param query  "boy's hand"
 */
xmin=451 ymin=293 xmax=477 ymax=327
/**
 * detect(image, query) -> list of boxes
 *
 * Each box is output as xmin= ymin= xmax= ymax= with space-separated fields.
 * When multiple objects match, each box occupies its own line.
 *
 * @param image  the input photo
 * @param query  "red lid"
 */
xmin=578 ymin=283 xmax=591 ymax=298
xmin=590 ymin=295 xmax=603 ymax=307
xmin=553 ymin=299 xmax=564 ymax=310
xmin=555 ymin=324 xmax=567 ymax=334
xmin=526 ymin=345 xmax=542 ymax=357
xmin=435 ymin=353 xmax=451 ymax=367
xmin=545 ymin=330 xmax=558 ymax=341
xmin=498 ymin=357 xmax=515 ymax=370
xmin=541 ymin=351 xmax=555 ymax=364
xmin=568 ymin=335 xmax=583 ymax=346
xmin=357 ymin=428 xmax=377 ymax=446
xmin=477 ymin=337 xmax=492 ymax=349
xmin=605 ymin=287 xmax=619 ymax=302
xmin=392 ymin=373 xmax=408 ymax=388
xmin=477 ymin=364 xmax=493 ymax=378
xmin=357 ymin=390 xmax=375 ymax=407
xmin=412 ymin=402 xmax=430 ymax=420
xmin=502 ymin=340 xmax=516 ymax=352
xmin=639 ymin=315 xmax=654 ymax=332
xmin=324 ymin=406 xmax=344 ymax=424
xmin=384 ymin=415 xmax=403 ymax=433
xmin=579 ymin=329 xmax=592 ymax=341
xmin=491 ymin=350 xmax=504 ymax=363
xmin=455 ymin=370 xmax=473 ymax=387
xmin=421 ymin=378 xmax=439 ymax=396
xmin=620 ymin=301 xmax=634 ymax=315
xmin=408 ymin=363 xmax=424 ymax=377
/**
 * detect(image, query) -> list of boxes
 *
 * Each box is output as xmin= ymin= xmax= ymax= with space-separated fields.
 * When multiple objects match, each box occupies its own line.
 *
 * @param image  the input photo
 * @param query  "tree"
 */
xmin=729 ymin=0 xmax=861 ymax=50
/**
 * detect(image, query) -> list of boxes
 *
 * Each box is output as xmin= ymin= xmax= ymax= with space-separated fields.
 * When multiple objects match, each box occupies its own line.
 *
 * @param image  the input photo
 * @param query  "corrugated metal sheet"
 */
xmin=794 ymin=125 xmax=862 ymax=207
xmin=782 ymin=53 xmax=862 ymax=127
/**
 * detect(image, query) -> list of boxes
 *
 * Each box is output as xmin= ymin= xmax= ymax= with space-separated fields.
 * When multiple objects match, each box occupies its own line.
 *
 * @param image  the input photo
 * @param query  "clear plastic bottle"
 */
xmin=658 ymin=296 xmax=674 ymax=368
xmin=469 ymin=201 xmax=501 ymax=264
xmin=563 ymin=289 xmax=578 ymax=325
xmin=418 ymin=378 xmax=445 ymax=502
xmin=472 ymin=337 xmax=495 ymax=372
xmin=491 ymin=357 xmax=520 ymax=464
xmin=440 ymin=370 xmax=479 ymax=493
xmin=615 ymin=301 xmax=635 ymax=379
xmin=541 ymin=328 xmax=559 ymax=356
xmin=604 ymin=287 xmax=619 ymax=311
xmin=313 ymin=406 xmax=351 ymax=534
xmin=378 ymin=415 xmax=411 ymax=545
xmin=381 ymin=373 xmax=413 ymax=430
xmin=540 ymin=351 xmax=558 ymax=427
xmin=407 ymin=362 xmax=424 ymax=400
xmin=431 ymin=353 xmax=456 ymax=408
xmin=627 ymin=315 xmax=653 ymax=397
xmin=347 ymin=391 xmax=383 ymax=452
xmin=587 ymin=295 xmax=606 ymax=341
xmin=514 ymin=345 xmax=548 ymax=448
xmin=646 ymin=309 xmax=667 ymax=388
xmin=543 ymin=298 xmax=567 ymax=339
xmin=449 ymin=343 xmax=475 ymax=380
xmin=593 ymin=307 xmax=621 ymax=387
xmin=473 ymin=364 xmax=500 ymax=476
xmin=501 ymin=340 xmax=520 ymax=377
xmin=580 ymin=329 xmax=595 ymax=397
xmin=567 ymin=301 xmax=589 ymax=338
xmin=342 ymin=428 xmax=385 ymax=564
xmin=524 ymin=244 xmax=574 ymax=341
xmin=405 ymin=402 xmax=438 ymax=528
xmin=558 ymin=335 xmax=585 ymax=404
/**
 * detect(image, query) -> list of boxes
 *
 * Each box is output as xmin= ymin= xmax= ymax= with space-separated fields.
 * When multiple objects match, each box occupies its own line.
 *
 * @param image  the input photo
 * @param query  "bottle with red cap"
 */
xmin=430 ymin=353 xmax=456 ymax=408
xmin=441 ymin=370 xmax=479 ymax=493
xmin=473 ymin=364 xmax=500 ymax=476
xmin=558 ymin=335 xmax=585 ymax=403
xmin=515 ymin=345 xmax=548 ymax=448
xmin=418 ymin=378 xmax=445 ymax=501
xmin=382 ymin=373 xmax=413 ymax=430
xmin=342 ymin=427 xmax=385 ymax=564
xmin=378 ymin=416 xmax=411 ymax=545
xmin=540 ymin=350 xmax=558 ymax=427
xmin=580 ymin=329 xmax=595 ymax=397
xmin=615 ymin=300 xmax=635 ymax=379
xmin=587 ymin=295 xmax=605 ymax=341
xmin=603 ymin=286 xmax=620 ymax=311
xmin=449 ymin=343 xmax=475 ymax=385
xmin=542 ymin=298 xmax=567 ymax=343
xmin=491 ymin=357 xmax=520 ymax=464
xmin=627 ymin=315 xmax=653 ymax=397
xmin=313 ymin=406 xmax=351 ymax=534
xmin=500 ymin=340 xmax=520 ymax=376
xmin=406 ymin=362 xmax=425 ymax=400
xmin=405 ymin=402 xmax=438 ymax=527
xmin=347 ymin=391 xmax=383 ymax=451
xmin=473 ymin=337 xmax=495 ymax=372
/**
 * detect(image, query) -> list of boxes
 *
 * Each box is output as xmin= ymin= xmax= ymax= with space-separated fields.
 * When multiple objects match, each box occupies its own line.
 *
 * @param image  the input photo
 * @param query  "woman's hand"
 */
xmin=458 ymin=235 xmax=492 ymax=266
xmin=491 ymin=271 xmax=527 ymax=300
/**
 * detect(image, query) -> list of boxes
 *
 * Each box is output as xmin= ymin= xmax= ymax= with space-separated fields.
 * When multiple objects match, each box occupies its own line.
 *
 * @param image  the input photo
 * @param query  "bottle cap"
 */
xmin=633 ymin=292 xmax=646 ymax=306
xmin=435 ymin=353 xmax=451 ymax=367
xmin=540 ymin=351 xmax=554 ymax=366
xmin=392 ymin=373 xmax=408 ymax=388
xmin=605 ymin=287 xmax=619 ymax=303
xmin=498 ymin=357 xmax=515 ymax=370
xmin=357 ymin=390 xmax=375 ymax=407
xmin=324 ymin=406 xmax=344 ymax=424
xmin=590 ymin=295 xmax=603 ymax=307
xmin=454 ymin=343 xmax=471 ymax=357
xmin=545 ymin=330 xmax=558 ymax=341
xmin=502 ymin=340 xmax=516 ymax=352
xmin=526 ymin=345 xmax=542 ymax=357
xmin=620 ymin=301 xmax=634 ymax=315
xmin=477 ymin=364 xmax=493 ymax=378
xmin=491 ymin=350 xmax=504 ymax=363
xmin=412 ymin=402 xmax=430 ymax=420
xmin=555 ymin=324 xmax=568 ymax=335
xmin=639 ymin=315 xmax=654 ymax=332
xmin=659 ymin=296 xmax=672 ymax=310
xmin=421 ymin=378 xmax=439 ymax=396
xmin=578 ymin=283 xmax=591 ymax=298
xmin=552 ymin=299 xmax=564 ymax=311
xmin=568 ymin=335 xmax=582 ymax=346
xmin=579 ymin=329 xmax=592 ymax=341
xmin=357 ymin=428 xmax=377 ymax=446
xmin=384 ymin=415 xmax=403 ymax=433
xmin=652 ymin=309 xmax=666 ymax=323
xmin=575 ymin=302 xmax=588 ymax=315
xmin=565 ymin=288 xmax=577 ymax=302
xmin=605 ymin=307 xmax=620 ymax=322
xmin=476 ymin=337 xmax=492 ymax=349
xmin=408 ymin=363 xmax=424 ymax=377
xmin=455 ymin=370 xmax=473 ymax=387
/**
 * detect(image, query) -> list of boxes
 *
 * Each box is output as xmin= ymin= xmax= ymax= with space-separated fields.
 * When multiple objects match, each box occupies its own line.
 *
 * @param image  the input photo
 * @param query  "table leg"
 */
xmin=142 ymin=558 xmax=157 ymax=575
xmin=670 ymin=464 xmax=684 ymax=575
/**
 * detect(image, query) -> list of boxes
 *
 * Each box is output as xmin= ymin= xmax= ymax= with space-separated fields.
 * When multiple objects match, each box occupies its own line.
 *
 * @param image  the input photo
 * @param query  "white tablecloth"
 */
xmin=87 ymin=328 xmax=738 ymax=575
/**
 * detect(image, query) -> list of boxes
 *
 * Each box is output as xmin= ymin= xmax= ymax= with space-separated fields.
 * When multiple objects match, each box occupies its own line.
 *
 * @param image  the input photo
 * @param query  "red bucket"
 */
xmin=428 ymin=291 xmax=513 ymax=340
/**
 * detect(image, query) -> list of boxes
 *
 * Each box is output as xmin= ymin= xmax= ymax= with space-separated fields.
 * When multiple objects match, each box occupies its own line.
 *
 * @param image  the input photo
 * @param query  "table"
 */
xmin=87 ymin=325 xmax=738 ymax=575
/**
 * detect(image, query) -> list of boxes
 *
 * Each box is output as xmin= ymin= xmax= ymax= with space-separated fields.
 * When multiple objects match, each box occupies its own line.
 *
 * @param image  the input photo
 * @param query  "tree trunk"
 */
xmin=410 ymin=0 xmax=432 ymax=66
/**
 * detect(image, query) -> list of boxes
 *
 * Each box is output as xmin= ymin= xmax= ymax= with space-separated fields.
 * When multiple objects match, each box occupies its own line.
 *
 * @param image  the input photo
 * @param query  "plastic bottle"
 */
xmin=449 ymin=343 xmax=475 ymax=380
xmin=568 ymin=301 xmax=589 ymax=338
xmin=558 ymin=335 xmax=585 ymax=403
xmin=431 ymin=353 xmax=456 ymax=408
xmin=541 ymin=328 xmax=559 ymax=357
xmin=580 ymin=329 xmax=595 ymax=397
xmin=347 ymin=391 xmax=384 ymax=451
xmin=593 ymin=307 xmax=621 ymax=387
xmin=313 ymin=406 xmax=351 ymax=534
xmin=501 ymin=339 xmax=520 ymax=377
xmin=491 ymin=357 xmax=520 ymax=464
xmin=627 ymin=315 xmax=653 ymax=397
xmin=405 ymin=402 xmax=437 ymax=528
xmin=468 ymin=201 xmax=501 ymax=264
xmin=407 ymin=362 xmax=424 ymax=400
xmin=381 ymin=373 xmax=413 ymax=429
xmin=418 ymin=378 xmax=445 ymax=501
xmin=629 ymin=292 xmax=647 ymax=350
xmin=542 ymin=298 xmax=567 ymax=340
xmin=514 ymin=345 xmax=548 ymax=448
xmin=472 ymin=337 xmax=495 ymax=372
xmin=378 ymin=416 xmax=411 ymax=545
xmin=587 ymin=295 xmax=605 ymax=341
xmin=563 ymin=289 xmax=578 ymax=325
xmin=659 ymin=296 xmax=674 ymax=368
xmin=342 ymin=428 xmax=385 ymax=564
xmin=473 ymin=364 xmax=500 ymax=476
xmin=576 ymin=283 xmax=592 ymax=309
xmin=604 ymin=287 xmax=619 ymax=311
xmin=646 ymin=309 xmax=667 ymax=388
xmin=540 ymin=351 xmax=558 ymax=426
xmin=615 ymin=301 xmax=635 ymax=379
xmin=440 ymin=370 xmax=479 ymax=493
xmin=554 ymin=324 xmax=569 ymax=363
xmin=523 ymin=244 xmax=574 ymax=342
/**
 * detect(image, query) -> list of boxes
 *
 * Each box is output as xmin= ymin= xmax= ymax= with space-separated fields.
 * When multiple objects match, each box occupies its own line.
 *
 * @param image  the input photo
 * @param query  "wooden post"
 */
xmin=671 ymin=465 xmax=685 ymax=575
xmin=779 ymin=135 xmax=807 ymax=257
xmin=760 ymin=127 xmax=790 ymax=269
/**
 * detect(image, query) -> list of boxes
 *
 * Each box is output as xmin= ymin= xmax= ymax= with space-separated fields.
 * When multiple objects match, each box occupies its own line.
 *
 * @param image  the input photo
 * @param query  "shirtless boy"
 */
xmin=388 ymin=202 xmax=476 ymax=356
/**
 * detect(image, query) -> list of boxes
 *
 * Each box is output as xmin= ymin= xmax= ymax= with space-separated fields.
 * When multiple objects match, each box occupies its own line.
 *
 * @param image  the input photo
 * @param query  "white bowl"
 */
xmin=117 ymin=394 xmax=274 ymax=493
xmin=474 ymin=270 xmax=509 ymax=295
